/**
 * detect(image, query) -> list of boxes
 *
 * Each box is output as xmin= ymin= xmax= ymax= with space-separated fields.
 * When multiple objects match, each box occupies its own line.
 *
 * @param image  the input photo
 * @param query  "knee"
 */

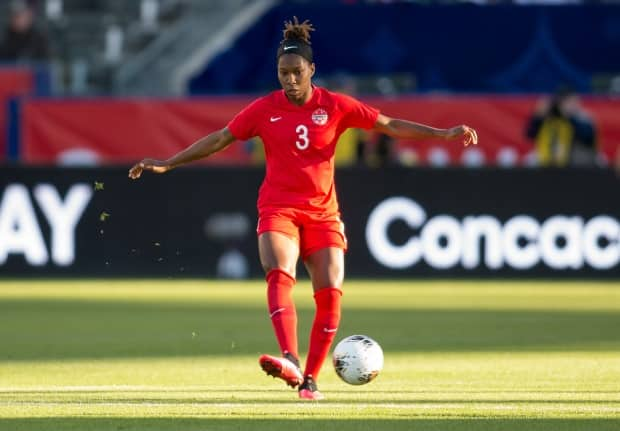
xmin=313 ymin=269 xmax=344 ymax=292
xmin=327 ymin=262 xmax=345 ymax=289
xmin=325 ymin=277 xmax=343 ymax=291
xmin=262 ymin=262 xmax=296 ymax=279
xmin=332 ymin=270 xmax=344 ymax=290
xmin=261 ymin=261 xmax=273 ymax=274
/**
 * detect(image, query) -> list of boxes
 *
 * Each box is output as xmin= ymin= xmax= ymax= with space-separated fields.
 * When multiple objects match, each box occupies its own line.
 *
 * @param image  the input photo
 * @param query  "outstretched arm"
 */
xmin=372 ymin=113 xmax=478 ymax=147
xmin=128 ymin=127 xmax=236 ymax=179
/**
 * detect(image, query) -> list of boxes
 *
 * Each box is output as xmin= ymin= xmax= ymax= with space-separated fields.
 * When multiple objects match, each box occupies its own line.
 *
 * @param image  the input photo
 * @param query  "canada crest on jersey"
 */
xmin=311 ymin=108 xmax=329 ymax=126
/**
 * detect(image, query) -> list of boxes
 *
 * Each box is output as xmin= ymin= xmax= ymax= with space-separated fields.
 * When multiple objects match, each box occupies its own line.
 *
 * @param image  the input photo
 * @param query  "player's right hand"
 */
xmin=128 ymin=158 xmax=170 ymax=179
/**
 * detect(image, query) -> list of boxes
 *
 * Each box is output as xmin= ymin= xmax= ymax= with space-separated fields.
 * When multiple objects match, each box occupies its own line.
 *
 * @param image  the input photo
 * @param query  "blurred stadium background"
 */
xmin=2 ymin=0 xmax=619 ymax=279
xmin=0 ymin=1 xmax=619 ymax=430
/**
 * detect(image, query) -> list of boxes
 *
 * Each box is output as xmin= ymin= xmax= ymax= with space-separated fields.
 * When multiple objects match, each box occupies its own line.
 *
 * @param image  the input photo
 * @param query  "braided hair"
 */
xmin=277 ymin=17 xmax=315 ymax=63
xmin=282 ymin=16 xmax=314 ymax=44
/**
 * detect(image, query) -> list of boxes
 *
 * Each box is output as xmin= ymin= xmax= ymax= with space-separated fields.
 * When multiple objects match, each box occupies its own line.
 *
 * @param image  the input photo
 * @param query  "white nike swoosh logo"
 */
xmin=284 ymin=46 xmax=297 ymax=51
xmin=270 ymin=308 xmax=285 ymax=317
xmin=270 ymin=116 xmax=282 ymax=122
xmin=323 ymin=328 xmax=338 ymax=333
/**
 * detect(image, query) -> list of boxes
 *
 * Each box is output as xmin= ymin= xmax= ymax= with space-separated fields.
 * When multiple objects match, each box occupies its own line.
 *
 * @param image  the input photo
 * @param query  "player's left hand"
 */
xmin=446 ymin=125 xmax=478 ymax=147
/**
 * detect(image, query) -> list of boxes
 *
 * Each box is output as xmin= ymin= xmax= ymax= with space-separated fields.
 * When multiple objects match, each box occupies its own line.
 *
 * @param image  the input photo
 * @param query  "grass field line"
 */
xmin=2 ymin=399 xmax=619 ymax=409
xmin=1 ymin=385 xmax=619 ymax=395
xmin=2 ymin=401 xmax=619 ymax=411
xmin=1 ymin=402 xmax=618 ymax=409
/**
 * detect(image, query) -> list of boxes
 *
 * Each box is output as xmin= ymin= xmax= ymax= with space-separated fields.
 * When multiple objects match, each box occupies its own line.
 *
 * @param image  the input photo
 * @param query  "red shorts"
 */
xmin=257 ymin=208 xmax=347 ymax=259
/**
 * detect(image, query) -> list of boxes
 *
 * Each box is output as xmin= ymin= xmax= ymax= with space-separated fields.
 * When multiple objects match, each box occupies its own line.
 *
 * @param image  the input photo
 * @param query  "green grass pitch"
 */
xmin=0 ymin=280 xmax=619 ymax=430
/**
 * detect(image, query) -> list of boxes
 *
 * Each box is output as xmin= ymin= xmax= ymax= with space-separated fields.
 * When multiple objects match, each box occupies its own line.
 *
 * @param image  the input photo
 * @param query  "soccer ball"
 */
xmin=332 ymin=335 xmax=384 ymax=385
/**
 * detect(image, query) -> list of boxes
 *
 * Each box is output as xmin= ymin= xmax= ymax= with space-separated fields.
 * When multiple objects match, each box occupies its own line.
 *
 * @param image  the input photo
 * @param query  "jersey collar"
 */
xmin=279 ymin=84 xmax=320 ymax=110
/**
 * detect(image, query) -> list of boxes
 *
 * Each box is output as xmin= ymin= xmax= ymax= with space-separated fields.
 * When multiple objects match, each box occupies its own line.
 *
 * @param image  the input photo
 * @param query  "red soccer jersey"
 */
xmin=227 ymin=86 xmax=379 ymax=214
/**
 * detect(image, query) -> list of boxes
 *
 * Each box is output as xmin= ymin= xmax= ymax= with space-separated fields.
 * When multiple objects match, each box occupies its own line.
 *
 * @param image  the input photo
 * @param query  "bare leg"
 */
xmin=258 ymin=231 xmax=299 ymax=276
xmin=304 ymin=247 xmax=344 ymax=292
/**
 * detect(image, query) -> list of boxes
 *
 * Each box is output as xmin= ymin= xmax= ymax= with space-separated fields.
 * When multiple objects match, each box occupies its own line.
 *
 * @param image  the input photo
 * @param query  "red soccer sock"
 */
xmin=266 ymin=269 xmax=299 ymax=359
xmin=304 ymin=287 xmax=342 ymax=380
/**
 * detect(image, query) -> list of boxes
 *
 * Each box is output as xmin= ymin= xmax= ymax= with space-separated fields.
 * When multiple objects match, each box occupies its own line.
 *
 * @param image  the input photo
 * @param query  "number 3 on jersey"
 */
xmin=295 ymin=124 xmax=309 ymax=150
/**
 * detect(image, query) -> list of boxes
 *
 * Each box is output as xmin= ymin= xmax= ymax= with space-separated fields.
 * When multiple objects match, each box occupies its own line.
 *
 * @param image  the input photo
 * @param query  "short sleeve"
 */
xmin=227 ymin=98 xmax=263 ymax=140
xmin=339 ymin=94 xmax=380 ymax=130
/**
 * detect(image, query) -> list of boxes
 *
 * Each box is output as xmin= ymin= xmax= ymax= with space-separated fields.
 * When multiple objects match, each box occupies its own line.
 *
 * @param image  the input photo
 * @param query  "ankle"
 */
xmin=284 ymin=352 xmax=300 ymax=369
xmin=299 ymin=375 xmax=318 ymax=391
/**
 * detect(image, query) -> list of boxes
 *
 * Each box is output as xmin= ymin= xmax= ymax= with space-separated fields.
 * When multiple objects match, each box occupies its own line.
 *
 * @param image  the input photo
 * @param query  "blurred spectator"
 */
xmin=525 ymin=89 xmax=597 ymax=167
xmin=353 ymin=130 xmax=398 ymax=168
xmin=0 ymin=0 xmax=49 ymax=62
xmin=372 ymin=133 xmax=396 ymax=167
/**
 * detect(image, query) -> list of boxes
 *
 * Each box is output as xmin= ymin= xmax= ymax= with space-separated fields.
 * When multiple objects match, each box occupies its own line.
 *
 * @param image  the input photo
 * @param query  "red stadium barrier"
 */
xmin=366 ymin=95 xmax=620 ymax=166
xmin=0 ymin=67 xmax=34 ymax=160
xmin=21 ymin=98 xmax=254 ymax=165
xmin=20 ymin=95 xmax=620 ymax=166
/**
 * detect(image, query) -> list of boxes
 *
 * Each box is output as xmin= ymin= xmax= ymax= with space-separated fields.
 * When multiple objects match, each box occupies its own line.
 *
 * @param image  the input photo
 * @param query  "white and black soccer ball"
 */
xmin=332 ymin=335 xmax=384 ymax=385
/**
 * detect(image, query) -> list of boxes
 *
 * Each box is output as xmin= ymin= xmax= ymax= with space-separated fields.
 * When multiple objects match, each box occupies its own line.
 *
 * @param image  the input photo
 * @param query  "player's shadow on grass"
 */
xmin=1 ymin=299 xmax=620 ymax=361
xmin=1 ymin=418 xmax=619 ymax=431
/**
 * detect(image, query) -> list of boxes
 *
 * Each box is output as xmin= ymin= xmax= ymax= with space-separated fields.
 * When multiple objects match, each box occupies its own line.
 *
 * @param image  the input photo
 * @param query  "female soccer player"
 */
xmin=129 ymin=17 xmax=477 ymax=400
